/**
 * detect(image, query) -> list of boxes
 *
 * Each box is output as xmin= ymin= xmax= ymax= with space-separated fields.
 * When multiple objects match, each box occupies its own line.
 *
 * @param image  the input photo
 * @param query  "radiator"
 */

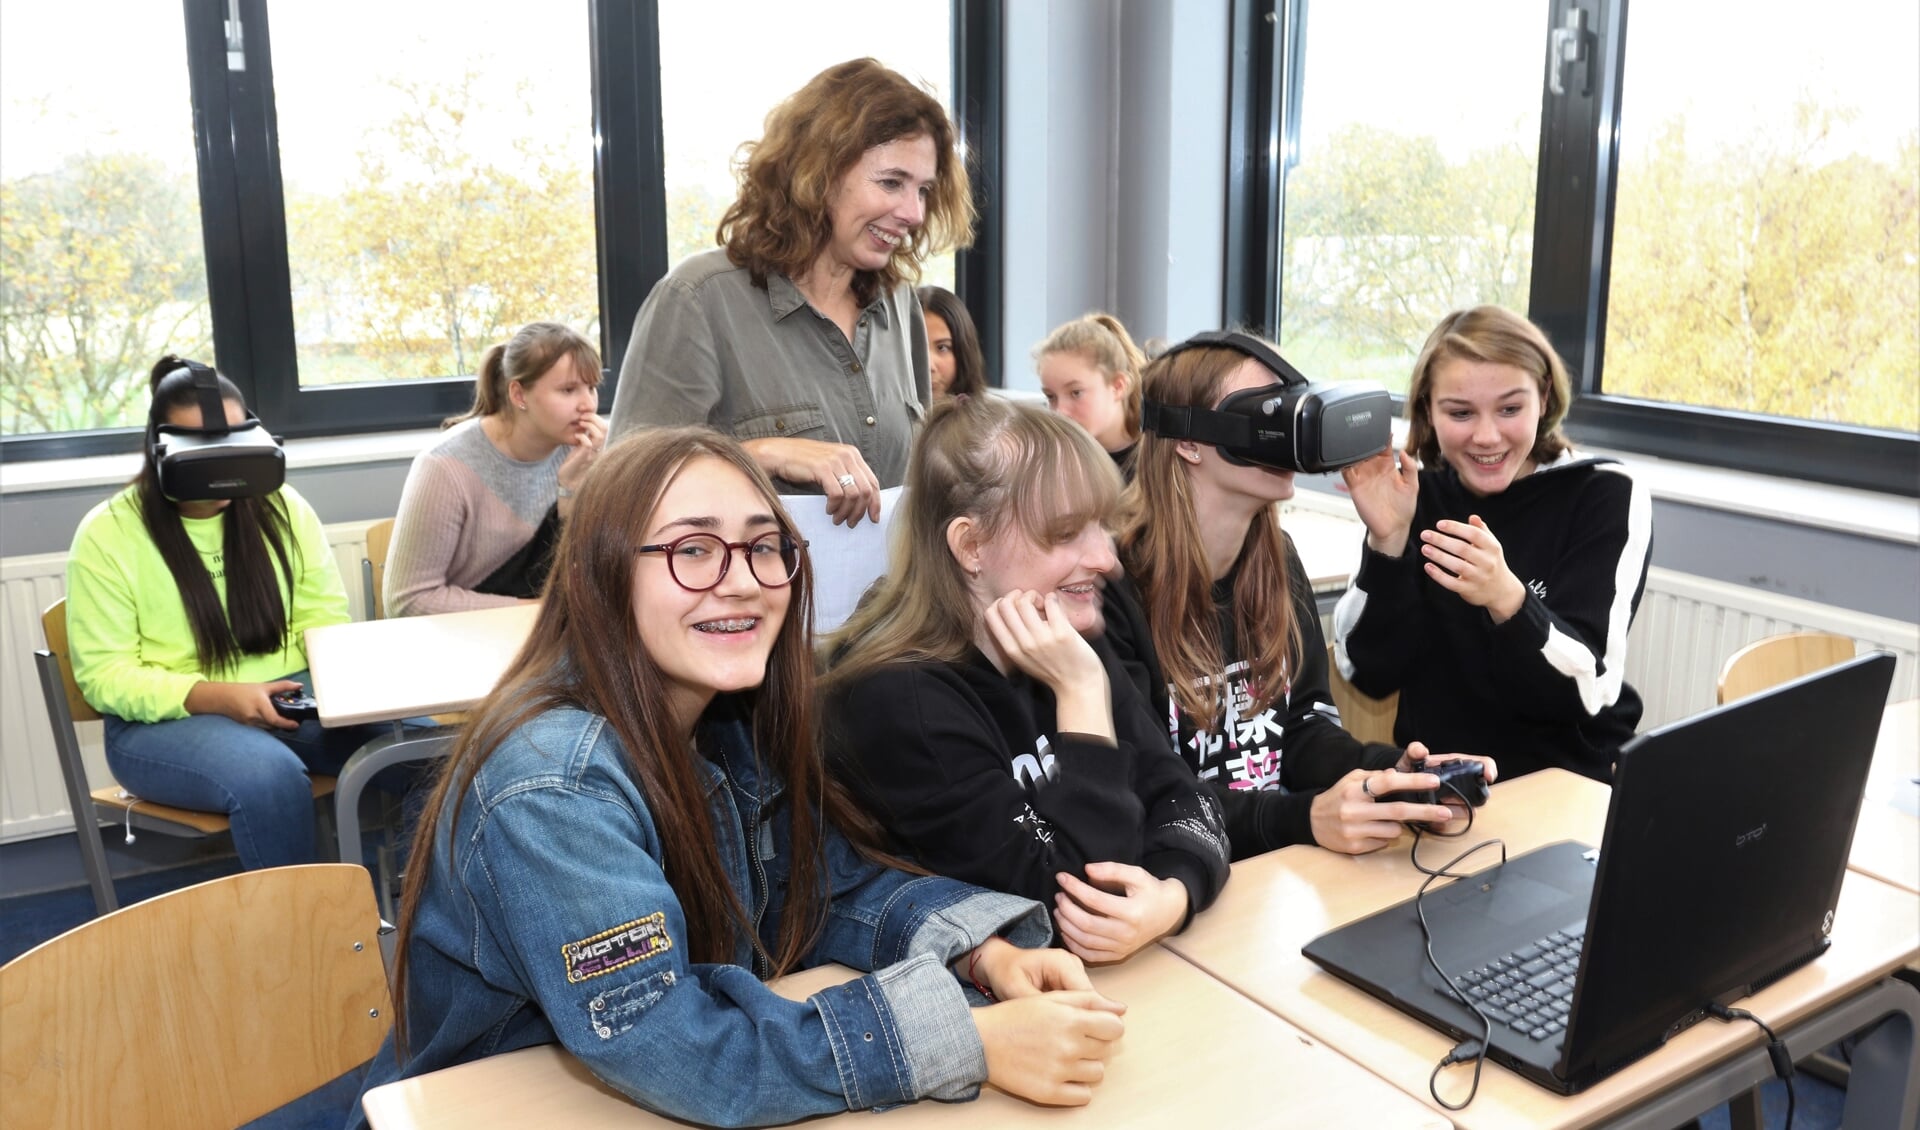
xmin=0 ymin=521 xmax=380 ymax=843
xmin=0 ymin=542 xmax=1914 ymax=842
xmin=1626 ymin=567 xmax=1919 ymax=730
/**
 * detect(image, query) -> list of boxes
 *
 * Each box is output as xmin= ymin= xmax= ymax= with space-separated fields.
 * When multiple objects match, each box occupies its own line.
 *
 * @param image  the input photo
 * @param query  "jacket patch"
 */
xmin=563 ymin=912 xmax=673 ymax=983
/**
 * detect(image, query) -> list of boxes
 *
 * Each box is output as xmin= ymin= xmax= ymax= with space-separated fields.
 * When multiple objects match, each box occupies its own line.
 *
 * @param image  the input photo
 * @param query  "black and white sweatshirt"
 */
xmin=1331 ymin=451 xmax=1652 ymax=782
xmin=1103 ymin=536 xmax=1403 ymax=859
xmin=826 ymin=638 xmax=1230 ymax=921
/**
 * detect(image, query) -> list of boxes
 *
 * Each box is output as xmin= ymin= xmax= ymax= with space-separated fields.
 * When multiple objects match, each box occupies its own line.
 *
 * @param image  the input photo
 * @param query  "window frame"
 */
xmin=4 ymin=0 xmax=995 ymax=457
xmin=1224 ymin=0 xmax=1920 ymax=497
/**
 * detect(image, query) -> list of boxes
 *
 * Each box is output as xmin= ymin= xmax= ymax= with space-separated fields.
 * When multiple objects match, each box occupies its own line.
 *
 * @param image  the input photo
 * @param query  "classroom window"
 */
xmin=1276 ymin=2 xmax=1542 ymax=394
xmin=656 ymin=0 xmax=957 ymax=293
xmin=271 ymin=1 xmax=600 ymax=387
xmin=1604 ymin=1 xmax=1918 ymax=433
xmin=0 ymin=2 xmax=211 ymax=438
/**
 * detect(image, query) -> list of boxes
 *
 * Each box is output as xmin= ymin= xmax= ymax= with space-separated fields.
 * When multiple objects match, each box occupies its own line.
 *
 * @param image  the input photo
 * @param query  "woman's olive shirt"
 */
xmin=609 ymin=248 xmax=930 ymax=490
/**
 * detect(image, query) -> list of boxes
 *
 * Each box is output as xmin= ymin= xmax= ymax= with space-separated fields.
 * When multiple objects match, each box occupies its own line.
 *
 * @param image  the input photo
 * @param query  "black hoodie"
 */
xmin=1104 ymin=535 xmax=1402 ymax=859
xmin=826 ymin=635 xmax=1230 ymax=922
xmin=1331 ymin=452 xmax=1652 ymax=781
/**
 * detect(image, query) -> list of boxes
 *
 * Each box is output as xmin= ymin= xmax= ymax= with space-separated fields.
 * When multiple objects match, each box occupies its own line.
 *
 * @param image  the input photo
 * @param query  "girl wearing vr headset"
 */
xmin=64 ymin=356 xmax=384 ymax=870
xmin=1334 ymin=306 xmax=1651 ymax=782
xmin=385 ymin=322 xmax=605 ymax=616
xmin=352 ymin=427 xmax=1124 ymax=1128
xmin=823 ymin=397 xmax=1229 ymax=964
xmin=1106 ymin=337 xmax=1496 ymax=859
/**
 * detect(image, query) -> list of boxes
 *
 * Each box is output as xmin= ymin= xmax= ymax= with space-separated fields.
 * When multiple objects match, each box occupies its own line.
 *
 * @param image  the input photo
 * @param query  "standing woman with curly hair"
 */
xmin=609 ymin=59 xmax=973 ymax=528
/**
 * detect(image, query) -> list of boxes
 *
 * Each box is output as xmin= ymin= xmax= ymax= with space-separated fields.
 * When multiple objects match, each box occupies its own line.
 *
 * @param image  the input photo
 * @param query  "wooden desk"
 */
xmin=1162 ymin=770 xmax=1920 ymax=1129
xmin=361 ymin=945 xmax=1451 ymax=1130
xmin=1854 ymin=698 xmax=1919 ymax=895
xmin=304 ymin=603 xmax=539 ymax=727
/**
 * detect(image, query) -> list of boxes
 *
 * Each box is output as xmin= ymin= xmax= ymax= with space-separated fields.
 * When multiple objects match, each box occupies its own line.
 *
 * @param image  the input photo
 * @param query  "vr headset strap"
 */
xmin=186 ymin=362 xmax=232 ymax=438
xmin=1140 ymin=400 xmax=1254 ymax=447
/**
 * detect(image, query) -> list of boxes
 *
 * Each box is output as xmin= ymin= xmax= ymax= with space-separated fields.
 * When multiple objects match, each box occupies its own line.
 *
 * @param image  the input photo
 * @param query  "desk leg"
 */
xmin=1597 ymin=978 xmax=1920 ymax=1130
xmin=334 ymin=727 xmax=456 ymax=919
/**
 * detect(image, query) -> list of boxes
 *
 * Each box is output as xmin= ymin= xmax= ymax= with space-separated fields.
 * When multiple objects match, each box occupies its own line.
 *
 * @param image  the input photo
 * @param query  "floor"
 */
xmin=0 ymin=855 xmax=1853 ymax=1129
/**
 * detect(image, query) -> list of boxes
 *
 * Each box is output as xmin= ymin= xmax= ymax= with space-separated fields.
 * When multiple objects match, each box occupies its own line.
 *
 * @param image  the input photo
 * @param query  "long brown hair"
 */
xmin=917 ymin=285 xmax=987 ymax=398
xmin=718 ymin=58 xmax=974 ymax=307
xmin=823 ymin=396 xmax=1122 ymax=691
xmin=136 ymin=355 xmax=298 ymax=674
xmin=392 ymin=428 xmax=883 ymax=1058
xmin=1117 ymin=345 xmax=1301 ymax=727
xmin=444 ymin=321 xmax=601 ymax=428
xmin=1405 ymin=305 xmax=1573 ymax=468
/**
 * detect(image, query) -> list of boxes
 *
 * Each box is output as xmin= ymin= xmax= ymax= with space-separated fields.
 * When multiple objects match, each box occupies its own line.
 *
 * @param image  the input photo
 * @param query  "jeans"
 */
xmin=100 ymin=671 xmax=394 ymax=871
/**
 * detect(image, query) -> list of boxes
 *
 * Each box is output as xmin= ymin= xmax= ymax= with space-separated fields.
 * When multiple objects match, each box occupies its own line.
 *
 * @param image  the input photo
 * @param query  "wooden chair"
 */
xmin=35 ymin=599 xmax=335 ymax=915
xmin=0 ymin=864 xmax=391 ymax=1130
xmin=1717 ymin=631 xmax=1857 ymax=706
xmin=362 ymin=517 xmax=395 ymax=620
xmin=1326 ymin=642 xmax=1399 ymax=745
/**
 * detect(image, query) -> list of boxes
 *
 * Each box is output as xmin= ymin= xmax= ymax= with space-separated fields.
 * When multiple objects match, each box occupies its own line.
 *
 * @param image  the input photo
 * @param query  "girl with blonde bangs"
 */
xmin=1035 ymin=312 xmax=1149 ymax=474
xmin=826 ymin=397 xmax=1229 ymax=965
xmin=1105 ymin=339 xmax=1498 ymax=860
xmin=610 ymin=59 xmax=974 ymax=530
xmin=352 ymin=427 xmax=1128 ymax=1128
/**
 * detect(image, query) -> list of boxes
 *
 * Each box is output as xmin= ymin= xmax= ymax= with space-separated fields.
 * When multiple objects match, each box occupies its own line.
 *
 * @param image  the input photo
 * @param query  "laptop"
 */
xmin=1302 ymin=650 xmax=1895 ymax=1094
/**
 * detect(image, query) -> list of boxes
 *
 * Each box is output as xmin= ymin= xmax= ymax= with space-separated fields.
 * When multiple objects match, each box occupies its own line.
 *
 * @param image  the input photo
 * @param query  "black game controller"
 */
xmin=1377 ymin=759 xmax=1489 ymax=808
xmin=271 ymin=689 xmax=320 ymax=721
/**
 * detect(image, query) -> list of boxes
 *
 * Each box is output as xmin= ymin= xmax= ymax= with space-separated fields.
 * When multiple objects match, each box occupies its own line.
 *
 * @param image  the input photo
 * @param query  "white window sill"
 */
xmin=3 ymin=424 xmax=1914 ymax=547
xmin=0 ymin=429 xmax=442 ymax=495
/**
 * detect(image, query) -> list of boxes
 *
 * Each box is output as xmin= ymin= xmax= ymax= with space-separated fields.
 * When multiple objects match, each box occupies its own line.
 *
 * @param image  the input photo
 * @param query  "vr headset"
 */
xmin=147 ymin=361 xmax=286 ymax=502
xmin=1140 ymin=331 xmax=1393 ymax=473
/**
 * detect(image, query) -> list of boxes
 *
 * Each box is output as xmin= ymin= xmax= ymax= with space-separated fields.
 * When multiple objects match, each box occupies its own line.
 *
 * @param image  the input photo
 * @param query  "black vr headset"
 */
xmin=1140 ymin=331 xmax=1393 ymax=473
xmin=146 ymin=361 xmax=286 ymax=502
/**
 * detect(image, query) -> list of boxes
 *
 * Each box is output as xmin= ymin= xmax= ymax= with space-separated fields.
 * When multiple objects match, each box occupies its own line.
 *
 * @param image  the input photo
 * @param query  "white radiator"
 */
xmin=0 ymin=543 xmax=1914 ymax=843
xmin=1626 ymin=567 xmax=1919 ymax=730
xmin=0 ymin=521 xmax=380 ymax=844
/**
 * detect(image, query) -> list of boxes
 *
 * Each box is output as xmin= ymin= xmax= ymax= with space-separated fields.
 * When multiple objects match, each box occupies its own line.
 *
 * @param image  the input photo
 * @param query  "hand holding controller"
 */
xmin=1376 ymin=759 xmax=1488 ymax=808
xmin=270 ymin=689 xmax=319 ymax=722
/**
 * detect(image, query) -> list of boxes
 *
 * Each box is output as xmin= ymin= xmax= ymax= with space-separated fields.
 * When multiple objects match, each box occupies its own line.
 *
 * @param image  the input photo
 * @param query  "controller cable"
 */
xmin=1407 ymin=778 xmax=1507 ymax=1111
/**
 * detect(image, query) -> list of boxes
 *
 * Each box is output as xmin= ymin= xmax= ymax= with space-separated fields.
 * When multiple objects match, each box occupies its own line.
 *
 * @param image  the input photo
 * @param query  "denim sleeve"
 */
xmin=467 ymin=782 xmax=980 ymax=1127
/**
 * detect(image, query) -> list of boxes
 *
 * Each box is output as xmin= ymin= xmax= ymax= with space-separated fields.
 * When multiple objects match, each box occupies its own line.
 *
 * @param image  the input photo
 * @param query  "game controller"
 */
xmin=1377 ymin=759 xmax=1489 ymax=808
xmin=270 ymin=689 xmax=319 ymax=721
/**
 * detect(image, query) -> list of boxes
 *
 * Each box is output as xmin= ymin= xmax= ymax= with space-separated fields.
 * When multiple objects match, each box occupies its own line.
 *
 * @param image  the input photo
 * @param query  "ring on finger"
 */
xmin=1360 ymin=776 xmax=1376 ymax=800
xmin=836 ymin=473 xmax=857 ymax=489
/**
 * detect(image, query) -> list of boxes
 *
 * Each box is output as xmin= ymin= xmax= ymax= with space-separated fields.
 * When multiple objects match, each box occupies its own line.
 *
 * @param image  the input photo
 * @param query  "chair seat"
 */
xmin=89 ymin=775 xmax=337 ymax=837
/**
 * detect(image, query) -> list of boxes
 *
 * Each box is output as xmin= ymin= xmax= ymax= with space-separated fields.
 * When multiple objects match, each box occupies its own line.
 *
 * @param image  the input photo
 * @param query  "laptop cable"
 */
xmin=1704 ymin=1003 xmax=1797 ymax=1129
xmin=1408 ymin=783 xmax=1507 ymax=1112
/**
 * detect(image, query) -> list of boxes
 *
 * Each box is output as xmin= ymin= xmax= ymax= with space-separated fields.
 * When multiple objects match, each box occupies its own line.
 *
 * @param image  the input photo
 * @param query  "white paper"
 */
xmin=780 ymin=486 xmax=904 ymax=635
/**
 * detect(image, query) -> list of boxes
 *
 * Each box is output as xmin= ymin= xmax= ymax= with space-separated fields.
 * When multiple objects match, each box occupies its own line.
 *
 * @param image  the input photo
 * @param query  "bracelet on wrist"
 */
xmin=966 ymin=946 xmax=995 ymax=1001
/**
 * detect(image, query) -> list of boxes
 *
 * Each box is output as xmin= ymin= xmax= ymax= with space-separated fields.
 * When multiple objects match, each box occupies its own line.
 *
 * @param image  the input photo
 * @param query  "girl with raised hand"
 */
xmin=65 ymin=355 xmax=383 ymax=870
xmin=1334 ymin=306 xmax=1651 ymax=782
xmin=824 ymin=396 xmax=1229 ymax=965
xmin=353 ymin=427 xmax=1124 ymax=1128
xmin=385 ymin=321 xmax=604 ymax=616
xmin=1105 ymin=333 xmax=1498 ymax=858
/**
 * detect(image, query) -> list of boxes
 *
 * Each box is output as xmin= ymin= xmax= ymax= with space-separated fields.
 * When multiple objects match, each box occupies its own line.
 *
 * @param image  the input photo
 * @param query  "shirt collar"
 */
xmin=768 ymin=272 xmax=893 ymax=328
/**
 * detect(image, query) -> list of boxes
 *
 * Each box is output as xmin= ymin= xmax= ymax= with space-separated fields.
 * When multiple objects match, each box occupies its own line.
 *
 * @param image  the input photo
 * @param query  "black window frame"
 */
xmin=1224 ymin=0 xmax=1920 ymax=498
xmin=4 ymin=0 xmax=997 ymax=457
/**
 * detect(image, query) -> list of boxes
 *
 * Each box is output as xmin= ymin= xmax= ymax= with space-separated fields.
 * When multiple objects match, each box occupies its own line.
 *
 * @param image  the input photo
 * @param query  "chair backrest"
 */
xmin=41 ymin=598 xmax=99 ymax=724
xmin=0 ymin=864 xmax=392 ymax=1130
xmin=1326 ymin=642 xmax=1399 ymax=746
xmin=363 ymin=517 xmax=395 ymax=620
xmin=1717 ymin=630 xmax=1857 ymax=706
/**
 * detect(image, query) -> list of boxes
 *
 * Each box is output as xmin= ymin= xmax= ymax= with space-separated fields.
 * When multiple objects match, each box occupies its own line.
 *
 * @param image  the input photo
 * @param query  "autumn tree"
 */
xmin=0 ymin=153 xmax=211 ymax=433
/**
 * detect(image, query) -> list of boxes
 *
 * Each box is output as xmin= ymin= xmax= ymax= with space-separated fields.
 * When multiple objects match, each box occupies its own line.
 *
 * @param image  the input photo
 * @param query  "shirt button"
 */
xmin=850 ymin=362 xmax=863 ymax=374
xmin=864 ymin=416 xmax=876 ymax=427
xmin=774 ymin=418 xmax=786 ymax=432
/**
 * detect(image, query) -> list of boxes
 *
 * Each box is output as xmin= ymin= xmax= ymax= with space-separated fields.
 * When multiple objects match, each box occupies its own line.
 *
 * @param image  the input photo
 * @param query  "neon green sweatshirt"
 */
xmin=65 ymin=483 xmax=351 ymax=723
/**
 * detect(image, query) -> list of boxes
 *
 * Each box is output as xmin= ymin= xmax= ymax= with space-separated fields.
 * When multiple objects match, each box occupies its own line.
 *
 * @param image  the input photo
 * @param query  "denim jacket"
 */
xmin=348 ymin=699 xmax=1050 ymax=1129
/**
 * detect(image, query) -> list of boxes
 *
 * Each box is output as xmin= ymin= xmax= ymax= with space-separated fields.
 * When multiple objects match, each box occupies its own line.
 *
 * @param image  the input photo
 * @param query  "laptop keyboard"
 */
xmin=1437 ymin=923 xmax=1585 ymax=1041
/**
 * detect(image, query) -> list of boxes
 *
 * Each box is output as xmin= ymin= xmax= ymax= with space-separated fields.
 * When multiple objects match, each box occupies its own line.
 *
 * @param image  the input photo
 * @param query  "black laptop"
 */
xmin=1302 ymin=650 xmax=1895 ymax=1094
